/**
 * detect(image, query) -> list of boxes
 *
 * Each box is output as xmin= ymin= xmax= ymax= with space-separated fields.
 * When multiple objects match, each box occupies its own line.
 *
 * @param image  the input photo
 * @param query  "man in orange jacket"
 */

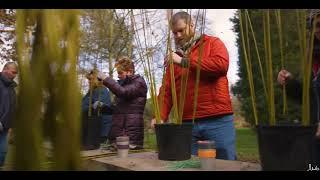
xmin=151 ymin=11 xmax=236 ymax=160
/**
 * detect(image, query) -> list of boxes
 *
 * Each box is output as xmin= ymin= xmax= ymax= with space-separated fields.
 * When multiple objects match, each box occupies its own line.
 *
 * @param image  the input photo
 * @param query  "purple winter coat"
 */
xmin=102 ymin=74 xmax=147 ymax=147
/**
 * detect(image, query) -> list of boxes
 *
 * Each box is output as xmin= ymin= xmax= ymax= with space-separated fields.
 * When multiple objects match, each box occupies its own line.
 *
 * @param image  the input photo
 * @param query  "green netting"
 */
xmin=166 ymin=157 xmax=201 ymax=170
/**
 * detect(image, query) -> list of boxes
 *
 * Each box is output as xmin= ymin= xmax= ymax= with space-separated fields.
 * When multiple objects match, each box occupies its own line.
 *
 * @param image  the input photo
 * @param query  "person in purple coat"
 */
xmin=97 ymin=57 xmax=148 ymax=150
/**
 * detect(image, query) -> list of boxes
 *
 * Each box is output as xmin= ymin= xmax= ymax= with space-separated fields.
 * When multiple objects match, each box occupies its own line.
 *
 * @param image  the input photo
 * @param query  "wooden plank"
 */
xmin=81 ymin=149 xmax=114 ymax=158
xmin=88 ymin=151 xmax=261 ymax=171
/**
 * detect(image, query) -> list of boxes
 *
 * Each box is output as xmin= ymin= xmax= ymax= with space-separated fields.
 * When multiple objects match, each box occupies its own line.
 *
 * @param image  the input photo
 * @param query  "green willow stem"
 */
xmin=239 ymin=10 xmax=258 ymax=125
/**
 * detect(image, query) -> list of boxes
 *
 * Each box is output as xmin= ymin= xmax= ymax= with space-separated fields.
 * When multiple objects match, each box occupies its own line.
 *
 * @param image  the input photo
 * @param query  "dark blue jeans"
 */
xmin=184 ymin=114 xmax=236 ymax=160
xmin=0 ymin=130 xmax=8 ymax=167
xmin=100 ymin=114 xmax=112 ymax=141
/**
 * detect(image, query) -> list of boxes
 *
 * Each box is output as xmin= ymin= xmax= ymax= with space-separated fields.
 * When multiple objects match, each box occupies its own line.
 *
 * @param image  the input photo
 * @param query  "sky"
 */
xmin=206 ymin=9 xmax=239 ymax=85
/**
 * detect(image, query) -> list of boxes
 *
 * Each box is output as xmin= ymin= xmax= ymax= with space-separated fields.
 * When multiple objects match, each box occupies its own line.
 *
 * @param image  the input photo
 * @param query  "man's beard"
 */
xmin=175 ymin=36 xmax=193 ymax=49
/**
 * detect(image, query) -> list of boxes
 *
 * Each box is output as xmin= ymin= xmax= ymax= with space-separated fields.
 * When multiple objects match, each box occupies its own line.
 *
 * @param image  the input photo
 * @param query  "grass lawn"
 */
xmin=144 ymin=127 xmax=260 ymax=163
xmin=235 ymin=128 xmax=260 ymax=163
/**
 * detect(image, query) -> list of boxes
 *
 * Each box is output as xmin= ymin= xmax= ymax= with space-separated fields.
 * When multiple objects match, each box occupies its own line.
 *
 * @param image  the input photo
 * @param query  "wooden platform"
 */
xmin=81 ymin=149 xmax=116 ymax=159
xmin=83 ymin=150 xmax=261 ymax=171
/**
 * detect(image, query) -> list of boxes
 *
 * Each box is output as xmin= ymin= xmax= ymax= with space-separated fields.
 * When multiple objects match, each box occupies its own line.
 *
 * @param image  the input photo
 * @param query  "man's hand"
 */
xmin=277 ymin=69 xmax=292 ymax=85
xmin=93 ymin=101 xmax=104 ymax=109
xmin=165 ymin=51 xmax=182 ymax=66
xmin=150 ymin=118 xmax=164 ymax=129
xmin=97 ymin=71 xmax=107 ymax=81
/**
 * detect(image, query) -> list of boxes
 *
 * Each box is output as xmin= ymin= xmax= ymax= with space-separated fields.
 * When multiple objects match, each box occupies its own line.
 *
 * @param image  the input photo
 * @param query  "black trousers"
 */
xmin=81 ymin=113 xmax=101 ymax=150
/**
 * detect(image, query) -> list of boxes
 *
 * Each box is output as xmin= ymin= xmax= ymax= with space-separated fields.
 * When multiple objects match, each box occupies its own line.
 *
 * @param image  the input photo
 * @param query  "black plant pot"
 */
xmin=155 ymin=123 xmax=193 ymax=161
xmin=256 ymin=124 xmax=318 ymax=171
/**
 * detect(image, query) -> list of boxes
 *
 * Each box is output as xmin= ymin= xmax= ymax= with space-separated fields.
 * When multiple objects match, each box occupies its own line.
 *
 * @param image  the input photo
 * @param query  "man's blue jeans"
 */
xmin=0 ymin=130 xmax=8 ymax=167
xmin=184 ymin=114 xmax=236 ymax=160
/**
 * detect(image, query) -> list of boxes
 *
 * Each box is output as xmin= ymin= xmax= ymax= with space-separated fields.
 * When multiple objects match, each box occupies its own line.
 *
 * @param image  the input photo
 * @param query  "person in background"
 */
xmin=81 ymin=70 xmax=112 ymax=150
xmin=97 ymin=57 xmax=147 ymax=150
xmin=277 ymin=9 xmax=320 ymax=164
xmin=0 ymin=62 xmax=18 ymax=166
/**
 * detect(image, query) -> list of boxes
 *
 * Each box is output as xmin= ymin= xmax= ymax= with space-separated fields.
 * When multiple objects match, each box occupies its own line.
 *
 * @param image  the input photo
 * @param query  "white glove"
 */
xmin=0 ymin=122 xmax=3 ymax=133
xmin=93 ymin=101 xmax=104 ymax=109
xmin=97 ymin=71 xmax=107 ymax=81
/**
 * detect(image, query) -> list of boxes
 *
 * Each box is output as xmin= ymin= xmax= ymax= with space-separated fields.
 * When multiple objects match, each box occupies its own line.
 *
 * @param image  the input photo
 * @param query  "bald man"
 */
xmin=0 ymin=62 xmax=18 ymax=167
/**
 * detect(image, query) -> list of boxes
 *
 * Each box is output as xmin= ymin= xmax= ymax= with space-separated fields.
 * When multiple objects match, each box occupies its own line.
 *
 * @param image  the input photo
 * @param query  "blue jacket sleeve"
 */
xmin=81 ymin=93 xmax=90 ymax=112
xmin=100 ymin=88 xmax=111 ymax=107
xmin=91 ymin=87 xmax=111 ymax=106
xmin=94 ymin=87 xmax=112 ymax=114
xmin=84 ymin=87 xmax=112 ymax=115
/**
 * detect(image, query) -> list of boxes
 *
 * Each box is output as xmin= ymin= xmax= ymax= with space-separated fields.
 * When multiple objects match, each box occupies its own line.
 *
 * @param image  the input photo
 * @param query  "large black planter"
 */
xmin=155 ymin=123 xmax=193 ymax=161
xmin=256 ymin=124 xmax=318 ymax=171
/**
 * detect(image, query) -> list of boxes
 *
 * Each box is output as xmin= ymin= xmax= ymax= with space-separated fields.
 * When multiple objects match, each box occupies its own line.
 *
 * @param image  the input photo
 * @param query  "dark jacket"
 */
xmin=82 ymin=86 xmax=112 ymax=114
xmin=81 ymin=86 xmax=112 ymax=137
xmin=102 ymin=74 xmax=147 ymax=146
xmin=0 ymin=73 xmax=17 ymax=131
xmin=286 ymin=77 xmax=319 ymax=125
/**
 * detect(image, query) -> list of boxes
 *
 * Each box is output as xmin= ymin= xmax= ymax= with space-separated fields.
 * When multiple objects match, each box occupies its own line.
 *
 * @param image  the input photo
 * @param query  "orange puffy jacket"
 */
xmin=158 ymin=34 xmax=233 ymax=122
